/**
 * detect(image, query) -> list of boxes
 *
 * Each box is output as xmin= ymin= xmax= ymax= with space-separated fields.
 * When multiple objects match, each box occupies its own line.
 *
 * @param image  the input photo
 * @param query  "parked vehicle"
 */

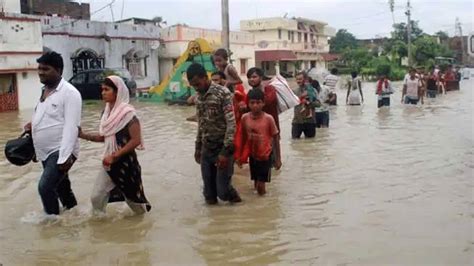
xmin=69 ymin=68 xmax=137 ymax=100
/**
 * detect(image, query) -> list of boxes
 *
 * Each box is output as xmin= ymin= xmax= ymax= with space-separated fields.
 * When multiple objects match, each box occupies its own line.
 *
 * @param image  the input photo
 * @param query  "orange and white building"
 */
xmin=240 ymin=17 xmax=336 ymax=76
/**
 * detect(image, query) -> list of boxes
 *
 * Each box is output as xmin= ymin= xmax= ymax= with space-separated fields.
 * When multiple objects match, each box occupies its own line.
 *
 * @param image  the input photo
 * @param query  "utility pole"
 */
xmin=455 ymin=17 xmax=465 ymax=63
xmin=405 ymin=0 xmax=412 ymax=67
xmin=221 ymin=0 xmax=230 ymax=52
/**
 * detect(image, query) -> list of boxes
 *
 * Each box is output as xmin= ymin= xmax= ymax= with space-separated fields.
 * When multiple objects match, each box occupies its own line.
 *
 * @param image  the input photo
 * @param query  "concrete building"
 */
xmin=240 ymin=17 xmax=336 ymax=76
xmin=159 ymin=24 xmax=255 ymax=82
xmin=41 ymin=16 xmax=161 ymax=89
xmin=20 ymin=0 xmax=90 ymax=20
xmin=0 ymin=12 xmax=43 ymax=112
xmin=115 ymin=17 xmax=162 ymax=27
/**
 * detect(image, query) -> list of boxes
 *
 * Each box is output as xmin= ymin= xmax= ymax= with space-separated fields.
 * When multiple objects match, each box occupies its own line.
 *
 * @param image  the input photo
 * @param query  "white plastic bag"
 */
xmin=270 ymin=75 xmax=300 ymax=113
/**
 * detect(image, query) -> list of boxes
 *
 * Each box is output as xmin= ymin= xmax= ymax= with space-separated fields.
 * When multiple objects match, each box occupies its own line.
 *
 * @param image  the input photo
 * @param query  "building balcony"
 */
xmin=289 ymin=42 xmax=330 ymax=53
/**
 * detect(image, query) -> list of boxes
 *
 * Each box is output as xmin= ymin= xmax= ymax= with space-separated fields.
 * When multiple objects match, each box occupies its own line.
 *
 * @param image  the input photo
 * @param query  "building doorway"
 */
xmin=71 ymin=48 xmax=104 ymax=74
xmin=0 ymin=73 xmax=18 ymax=112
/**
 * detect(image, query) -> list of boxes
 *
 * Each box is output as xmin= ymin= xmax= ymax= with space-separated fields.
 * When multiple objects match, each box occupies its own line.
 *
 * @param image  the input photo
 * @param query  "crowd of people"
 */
xmin=21 ymin=49 xmax=463 ymax=216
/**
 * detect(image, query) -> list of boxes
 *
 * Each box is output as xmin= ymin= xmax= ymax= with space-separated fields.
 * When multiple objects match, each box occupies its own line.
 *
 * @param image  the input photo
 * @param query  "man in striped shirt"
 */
xmin=323 ymin=68 xmax=339 ymax=105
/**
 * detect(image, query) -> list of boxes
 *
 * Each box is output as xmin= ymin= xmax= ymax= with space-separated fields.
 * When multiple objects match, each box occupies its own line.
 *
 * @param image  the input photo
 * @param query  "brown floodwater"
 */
xmin=0 ymin=80 xmax=473 ymax=265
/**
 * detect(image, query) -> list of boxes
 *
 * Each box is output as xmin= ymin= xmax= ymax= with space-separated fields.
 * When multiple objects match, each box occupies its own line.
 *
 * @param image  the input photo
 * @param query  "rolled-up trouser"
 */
xmin=38 ymin=151 xmax=77 ymax=215
xmin=200 ymin=148 xmax=239 ymax=202
xmin=90 ymin=169 xmax=146 ymax=214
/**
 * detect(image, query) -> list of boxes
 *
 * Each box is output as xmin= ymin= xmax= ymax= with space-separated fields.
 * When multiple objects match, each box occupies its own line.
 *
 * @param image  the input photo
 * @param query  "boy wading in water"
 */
xmin=187 ymin=63 xmax=242 ymax=205
xmin=238 ymin=89 xmax=281 ymax=195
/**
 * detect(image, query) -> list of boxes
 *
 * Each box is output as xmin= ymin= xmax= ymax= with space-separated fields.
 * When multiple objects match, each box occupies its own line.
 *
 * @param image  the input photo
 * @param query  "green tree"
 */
xmin=329 ymin=29 xmax=359 ymax=53
xmin=152 ymin=16 xmax=163 ymax=23
xmin=391 ymin=20 xmax=424 ymax=42
xmin=435 ymin=30 xmax=449 ymax=43
xmin=386 ymin=40 xmax=407 ymax=65
xmin=413 ymin=35 xmax=454 ymax=67
xmin=342 ymin=47 xmax=374 ymax=71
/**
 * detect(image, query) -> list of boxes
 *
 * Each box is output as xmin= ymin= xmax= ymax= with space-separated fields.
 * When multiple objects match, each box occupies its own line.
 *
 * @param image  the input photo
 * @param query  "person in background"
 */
xmin=24 ymin=51 xmax=81 ymax=215
xmin=426 ymin=69 xmax=438 ymax=98
xmin=211 ymin=71 xmax=226 ymax=86
xmin=246 ymin=67 xmax=280 ymax=130
xmin=79 ymin=76 xmax=151 ymax=214
xmin=213 ymin=48 xmax=243 ymax=93
xmin=211 ymin=71 xmax=248 ymax=162
xmin=309 ymin=77 xmax=330 ymax=128
xmin=187 ymin=63 xmax=242 ymax=205
xmin=323 ymin=68 xmax=339 ymax=105
xmin=237 ymin=88 xmax=281 ymax=196
xmin=376 ymin=73 xmax=393 ymax=108
xmin=402 ymin=68 xmax=423 ymax=105
xmin=346 ymin=71 xmax=364 ymax=105
xmin=291 ymin=72 xmax=319 ymax=139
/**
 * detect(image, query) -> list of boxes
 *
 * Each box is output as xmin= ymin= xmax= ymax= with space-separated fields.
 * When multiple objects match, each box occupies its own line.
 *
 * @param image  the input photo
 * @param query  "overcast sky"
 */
xmin=84 ymin=0 xmax=473 ymax=39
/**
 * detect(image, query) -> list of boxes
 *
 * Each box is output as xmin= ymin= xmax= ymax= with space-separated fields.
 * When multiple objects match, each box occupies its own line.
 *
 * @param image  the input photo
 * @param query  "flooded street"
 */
xmin=0 ymin=80 xmax=473 ymax=265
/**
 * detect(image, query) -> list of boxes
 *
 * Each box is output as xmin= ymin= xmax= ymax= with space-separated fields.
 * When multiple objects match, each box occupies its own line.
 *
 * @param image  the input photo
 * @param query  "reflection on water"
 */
xmin=0 ymin=81 xmax=473 ymax=265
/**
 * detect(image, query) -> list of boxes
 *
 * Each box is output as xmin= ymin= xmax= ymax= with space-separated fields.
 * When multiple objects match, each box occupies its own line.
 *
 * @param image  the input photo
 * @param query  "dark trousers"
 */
xmin=39 ymin=151 xmax=77 ymax=214
xmin=315 ymin=111 xmax=330 ymax=128
xmin=200 ymin=149 xmax=239 ymax=202
xmin=427 ymin=90 xmax=437 ymax=98
xmin=378 ymin=97 xmax=390 ymax=108
xmin=292 ymin=123 xmax=316 ymax=139
xmin=404 ymin=97 xmax=419 ymax=105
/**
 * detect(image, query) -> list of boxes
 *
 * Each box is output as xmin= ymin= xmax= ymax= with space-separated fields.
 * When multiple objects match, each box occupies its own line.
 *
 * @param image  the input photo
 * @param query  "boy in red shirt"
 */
xmin=237 ymin=88 xmax=282 ymax=195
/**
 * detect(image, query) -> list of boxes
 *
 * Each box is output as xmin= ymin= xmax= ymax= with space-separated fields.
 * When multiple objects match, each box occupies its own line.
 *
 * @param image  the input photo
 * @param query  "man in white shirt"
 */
xmin=402 ymin=68 xmax=423 ymax=105
xmin=24 ymin=52 xmax=82 ymax=215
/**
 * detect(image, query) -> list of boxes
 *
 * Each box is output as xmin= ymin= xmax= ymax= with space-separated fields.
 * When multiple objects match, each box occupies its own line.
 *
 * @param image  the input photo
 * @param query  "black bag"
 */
xmin=4 ymin=131 xmax=35 ymax=166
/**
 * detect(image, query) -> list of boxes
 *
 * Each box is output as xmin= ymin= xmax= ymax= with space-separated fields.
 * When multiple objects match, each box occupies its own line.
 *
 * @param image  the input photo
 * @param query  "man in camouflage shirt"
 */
xmin=187 ymin=63 xmax=242 ymax=205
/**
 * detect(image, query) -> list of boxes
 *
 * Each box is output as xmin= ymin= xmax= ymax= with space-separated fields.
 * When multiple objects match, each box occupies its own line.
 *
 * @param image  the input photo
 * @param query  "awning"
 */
xmin=255 ymin=50 xmax=297 ymax=61
xmin=320 ymin=53 xmax=340 ymax=61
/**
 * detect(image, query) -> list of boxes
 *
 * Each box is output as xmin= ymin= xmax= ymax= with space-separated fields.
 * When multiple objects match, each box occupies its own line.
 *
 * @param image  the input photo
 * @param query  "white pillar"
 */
xmin=275 ymin=60 xmax=280 ymax=75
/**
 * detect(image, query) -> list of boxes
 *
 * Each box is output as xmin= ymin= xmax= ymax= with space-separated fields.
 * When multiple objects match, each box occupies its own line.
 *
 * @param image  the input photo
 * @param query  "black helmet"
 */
xmin=4 ymin=132 xmax=35 ymax=166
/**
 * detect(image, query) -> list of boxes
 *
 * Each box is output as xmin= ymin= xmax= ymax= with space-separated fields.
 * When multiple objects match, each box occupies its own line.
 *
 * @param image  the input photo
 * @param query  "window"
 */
xmin=298 ymin=32 xmax=302 ymax=42
xmin=288 ymin=30 xmax=291 ymax=40
xmin=125 ymin=51 xmax=148 ymax=78
xmin=278 ymin=29 xmax=281 ymax=39
xmin=240 ymin=59 xmax=247 ymax=75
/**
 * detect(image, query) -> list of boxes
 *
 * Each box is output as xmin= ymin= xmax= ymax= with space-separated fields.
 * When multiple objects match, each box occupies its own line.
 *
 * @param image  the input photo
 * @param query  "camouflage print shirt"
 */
xmin=195 ymin=82 xmax=236 ymax=156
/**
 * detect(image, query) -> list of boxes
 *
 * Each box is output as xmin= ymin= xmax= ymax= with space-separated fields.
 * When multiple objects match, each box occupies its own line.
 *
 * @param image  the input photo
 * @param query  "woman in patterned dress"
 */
xmin=79 ymin=75 xmax=151 ymax=214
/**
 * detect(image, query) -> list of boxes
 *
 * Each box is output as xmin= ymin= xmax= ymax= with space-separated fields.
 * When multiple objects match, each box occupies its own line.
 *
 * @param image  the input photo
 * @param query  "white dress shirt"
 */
xmin=32 ymin=78 xmax=82 ymax=164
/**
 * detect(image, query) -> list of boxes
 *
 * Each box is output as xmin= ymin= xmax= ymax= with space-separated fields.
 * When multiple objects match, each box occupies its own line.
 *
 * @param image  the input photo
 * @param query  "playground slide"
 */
xmin=143 ymin=38 xmax=216 ymax=103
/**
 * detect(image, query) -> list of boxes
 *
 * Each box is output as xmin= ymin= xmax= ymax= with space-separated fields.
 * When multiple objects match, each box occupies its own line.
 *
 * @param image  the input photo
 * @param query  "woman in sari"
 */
xmin=79 ymin=75 xmax=151 ymax=214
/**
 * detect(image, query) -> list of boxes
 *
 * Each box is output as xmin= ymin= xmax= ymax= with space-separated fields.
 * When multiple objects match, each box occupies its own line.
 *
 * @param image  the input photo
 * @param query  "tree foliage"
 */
xmin=334 ymin=25 xmax=454 ymax=80
xmin=329 ymin=29 xmax=359 ymax=53
xmin=391 ymin=21 xmax=424 ymax=42
xmin=413 ymin=35 xmax=454 ymax=67
xmin=435 ymin=31 xmax=449 ymax=42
